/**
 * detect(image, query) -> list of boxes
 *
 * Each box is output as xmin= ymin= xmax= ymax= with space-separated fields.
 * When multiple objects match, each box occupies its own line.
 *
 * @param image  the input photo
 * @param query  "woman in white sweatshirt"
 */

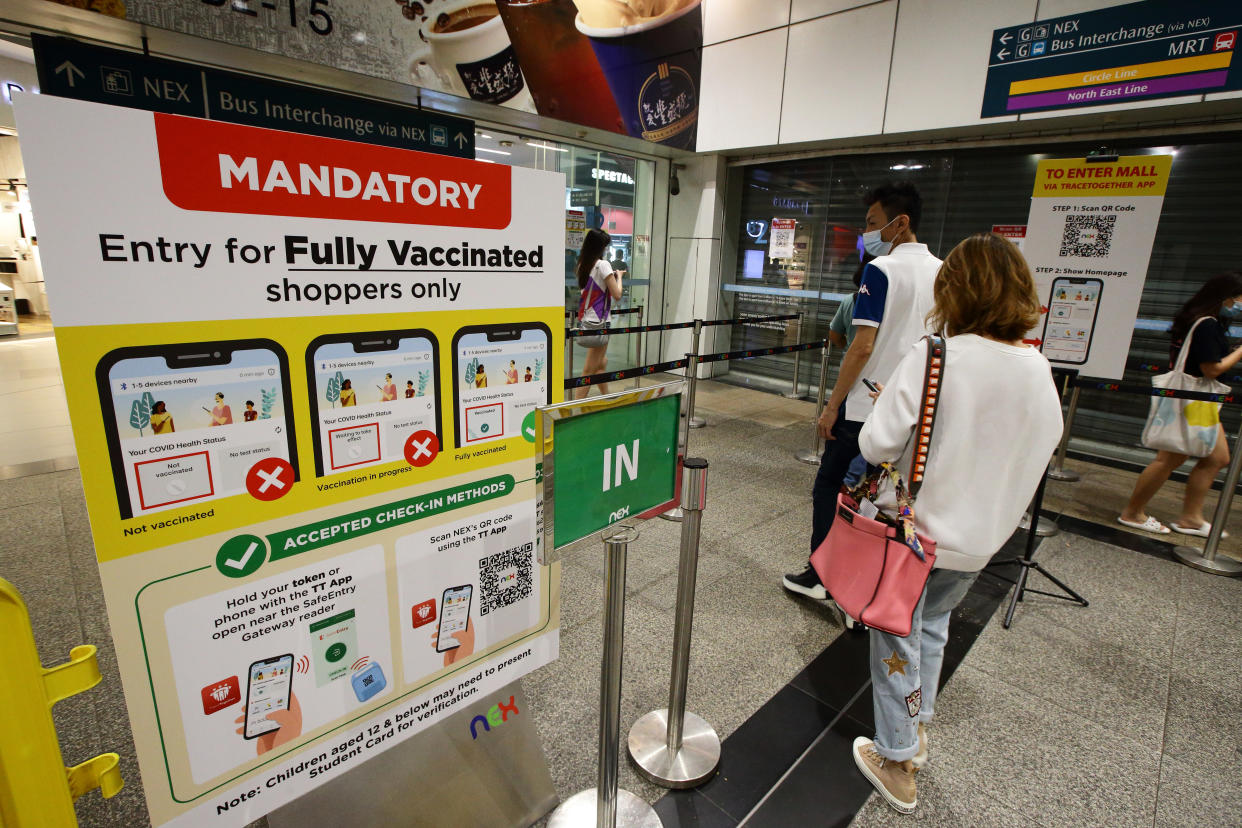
xmin=850 ymin=232 xmax=1063 ymax=814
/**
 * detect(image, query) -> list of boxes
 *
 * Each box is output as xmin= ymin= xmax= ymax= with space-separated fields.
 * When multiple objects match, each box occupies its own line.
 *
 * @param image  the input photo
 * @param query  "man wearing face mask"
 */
xmin=784 ymin=181 xmax=941 ymax=601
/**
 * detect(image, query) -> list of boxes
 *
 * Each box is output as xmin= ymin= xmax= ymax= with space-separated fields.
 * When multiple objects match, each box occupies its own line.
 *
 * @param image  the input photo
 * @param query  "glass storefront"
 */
xmin=722 ymin=136 xmax=1242 ymax=457
xmin=474 ymin=130 xmax=657 ymax=381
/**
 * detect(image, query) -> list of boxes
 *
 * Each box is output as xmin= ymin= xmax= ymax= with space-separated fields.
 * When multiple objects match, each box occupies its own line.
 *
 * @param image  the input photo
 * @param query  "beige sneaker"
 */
xmin=912 ymin=722 xmax=928 ymax=769
xmin=852 ymin=736 xmax=917 ymax=814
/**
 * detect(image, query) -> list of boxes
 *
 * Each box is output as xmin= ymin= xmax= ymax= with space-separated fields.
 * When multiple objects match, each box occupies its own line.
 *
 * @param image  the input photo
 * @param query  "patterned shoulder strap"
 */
xmin=908 ymin=334 xmax=945 ymax=497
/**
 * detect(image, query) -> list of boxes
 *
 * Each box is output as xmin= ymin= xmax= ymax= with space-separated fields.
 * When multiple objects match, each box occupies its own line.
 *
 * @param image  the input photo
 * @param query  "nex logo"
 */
xmin=470 ymin=695 xmax=519 ymax=739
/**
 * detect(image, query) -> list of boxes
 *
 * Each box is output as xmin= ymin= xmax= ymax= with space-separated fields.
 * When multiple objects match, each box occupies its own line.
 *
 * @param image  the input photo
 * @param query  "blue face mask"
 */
xmin=1224 ymin=303 xmax=1242 ymax=319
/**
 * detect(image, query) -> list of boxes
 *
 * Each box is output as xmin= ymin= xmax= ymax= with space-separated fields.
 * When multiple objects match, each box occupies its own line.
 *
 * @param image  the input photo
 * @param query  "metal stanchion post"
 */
xmin=783 ymin=314 xmax=804 ymax=399
xmin=548 ymin=525 xmax=661 ymax=828
xmin=662 ymin=353 xmax=699 ymax=523
xmin=1018 ymin=504 xmax=1059 ymax=537
xmin=1048 ymin=382 xmax=1081 ymax=483
xmin=796 ymin=343 xmax=830 ymax=465
xmin=629 ymin=459 xmax=721 ymax=788
xmin=568 ymin=330 xmax=576 ymax=387
xmin=688 ymin=320 xmax=705 ymax=429
xmin=636 ymin=306 xmax=644 ymax=375
xmin=1174 ymin=419 xmax=1242 ymax=576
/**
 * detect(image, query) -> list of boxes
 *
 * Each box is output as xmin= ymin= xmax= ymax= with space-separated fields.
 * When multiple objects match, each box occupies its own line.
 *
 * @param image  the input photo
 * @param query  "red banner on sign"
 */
xmin=154 ymin=114 xmax=512 ymax=229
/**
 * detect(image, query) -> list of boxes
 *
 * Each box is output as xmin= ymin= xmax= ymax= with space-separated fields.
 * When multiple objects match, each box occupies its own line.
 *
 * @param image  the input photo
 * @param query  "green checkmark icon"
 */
xmin=216 ymin=534 xmax=268 ymax=578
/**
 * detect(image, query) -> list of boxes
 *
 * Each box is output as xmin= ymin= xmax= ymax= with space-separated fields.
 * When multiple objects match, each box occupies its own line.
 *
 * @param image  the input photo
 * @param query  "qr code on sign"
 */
xmin=1059 ymin=214 xmax=1116 ymax=258
xmin=478 ymin=543 xmax=534 ymax=616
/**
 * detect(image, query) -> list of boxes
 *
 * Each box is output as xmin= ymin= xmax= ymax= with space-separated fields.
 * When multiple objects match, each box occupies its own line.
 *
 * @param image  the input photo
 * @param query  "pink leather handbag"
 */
xmin=810 ymin=336 xmax=944 ymax=637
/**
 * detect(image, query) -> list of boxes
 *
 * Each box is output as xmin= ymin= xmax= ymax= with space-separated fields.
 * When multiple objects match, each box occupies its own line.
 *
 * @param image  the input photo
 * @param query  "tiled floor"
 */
xmin=2 ymin=359 xmax=1241 ymax=827
xmin=0 ymin=327 xmax=77 ymax=473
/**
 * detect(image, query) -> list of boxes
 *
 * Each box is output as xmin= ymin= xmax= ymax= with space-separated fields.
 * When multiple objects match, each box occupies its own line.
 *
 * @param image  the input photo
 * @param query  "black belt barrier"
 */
xmin=564 ymin=313 xmax=800 ymax=339
xmin=563 ymin=338 xmax=826 ymax=389
xmin=696 ymin=339 xmax=825 ymax=365
xmin=1071 ymin=375 xmax=1242 ymax=405
xmin=564 ymin=358 xmax=690 ymax=390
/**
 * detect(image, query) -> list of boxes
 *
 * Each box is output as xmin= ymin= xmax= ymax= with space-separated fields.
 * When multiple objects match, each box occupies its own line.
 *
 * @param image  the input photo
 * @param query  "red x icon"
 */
xmin=246 ymin=457 xmax=294 ymax=501
xmin=404 ymin=430 xmax=440 ymax=468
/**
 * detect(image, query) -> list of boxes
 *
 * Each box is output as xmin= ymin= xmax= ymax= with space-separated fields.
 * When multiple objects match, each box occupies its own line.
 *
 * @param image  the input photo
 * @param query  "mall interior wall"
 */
xmin=695 ymin=0 xmax=1242 ymax=153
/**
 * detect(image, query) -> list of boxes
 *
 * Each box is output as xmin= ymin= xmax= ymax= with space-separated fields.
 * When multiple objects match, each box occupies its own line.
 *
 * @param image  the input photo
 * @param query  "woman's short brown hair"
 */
xmin=928 ymin=232 xmax=1041 ymax=341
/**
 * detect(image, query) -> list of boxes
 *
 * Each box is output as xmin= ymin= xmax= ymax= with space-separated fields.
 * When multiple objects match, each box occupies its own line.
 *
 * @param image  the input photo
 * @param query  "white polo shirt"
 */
xmin=845 ymin=242 xmax=941 ymax=423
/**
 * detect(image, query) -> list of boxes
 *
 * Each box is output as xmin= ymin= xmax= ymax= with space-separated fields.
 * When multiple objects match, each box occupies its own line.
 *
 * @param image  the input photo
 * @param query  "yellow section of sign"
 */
xmin=1031 ymin=154 xmax=1172 ymax=198
xmin=1009 ymin=51 xmax=1233 ymax=96
xmin=55 ymin=307 xmax=563 ymax=562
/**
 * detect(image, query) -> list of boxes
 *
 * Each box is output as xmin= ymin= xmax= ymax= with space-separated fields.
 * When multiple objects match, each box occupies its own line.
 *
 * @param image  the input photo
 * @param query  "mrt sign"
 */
xmin=537 ymin=383 xmax=682 ymax=556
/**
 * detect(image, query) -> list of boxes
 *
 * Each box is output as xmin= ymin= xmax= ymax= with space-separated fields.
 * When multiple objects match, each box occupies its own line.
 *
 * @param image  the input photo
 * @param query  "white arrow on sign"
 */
xmin=996 ymin=48 xmax=1011 ymax=61
xmin=999 ymin=32 xmax=1013 ymax=44
xmin=453 ymin=132 xmax=468 ymax=148
xmin=55 ymin=60 xmax=85 ymax=87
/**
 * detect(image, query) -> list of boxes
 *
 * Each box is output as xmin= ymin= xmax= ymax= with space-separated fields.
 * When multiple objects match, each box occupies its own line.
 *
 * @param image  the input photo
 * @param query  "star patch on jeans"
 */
xmin=905 ymin=687 xmax=922 ymax=718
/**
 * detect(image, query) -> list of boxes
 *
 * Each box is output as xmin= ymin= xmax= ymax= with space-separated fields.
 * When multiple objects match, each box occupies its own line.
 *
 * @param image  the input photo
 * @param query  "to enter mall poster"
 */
xmin=1022 ymin=154 xmax=1171 ymax=379
xmin=15 ymin=92 xmax=563 ymax=827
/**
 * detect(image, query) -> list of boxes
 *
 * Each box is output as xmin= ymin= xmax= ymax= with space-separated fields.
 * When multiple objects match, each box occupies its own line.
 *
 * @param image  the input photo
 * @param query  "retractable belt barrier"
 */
xmin=1055 ymin=372 xmax=1242 ymax=578
xmin=563 ymin=339 xmax=825 ymax=389
xmin=563 ymin=306 xmax=644 ymax=318
xmin=565 ymin=359 xmax=689 ymax=390
xmin=696 ymin=339 xmax=824 ymax=365
xmin=1070 ymin=375 xmax=1242 ymax=404
xmin=563 ymin=313 xmax=799 ymax=339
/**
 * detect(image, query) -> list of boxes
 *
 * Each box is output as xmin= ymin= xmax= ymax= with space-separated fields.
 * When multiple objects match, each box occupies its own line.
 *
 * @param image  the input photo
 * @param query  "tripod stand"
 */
xmin=985 ymin=465 xmax=1089 ymax=629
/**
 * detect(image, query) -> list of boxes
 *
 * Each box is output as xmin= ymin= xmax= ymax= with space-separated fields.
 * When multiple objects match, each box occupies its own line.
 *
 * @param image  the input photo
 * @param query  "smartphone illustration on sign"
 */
xmin=306 ymin=330 xmax=442 ymax=477
xmin=96 ymin=340 xmax=299 ymax=519
xmin=435 ymin=584 xmax=473 ymax=653
xmin=1041 ymin=278 xmax=1103 ymax=365
xmin=452 ymin=323 xmax=551 ymax=448
xmin=243 ymin=654 xmax=293 ymax=740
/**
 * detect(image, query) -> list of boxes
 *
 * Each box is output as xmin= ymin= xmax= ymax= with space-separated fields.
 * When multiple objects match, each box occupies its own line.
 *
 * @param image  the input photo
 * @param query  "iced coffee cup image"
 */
xmin=572 ymin=0 xmax=702 ymax=148
xmin=410 ymin=0 xmax=536 ymax=111
xmin=496 ymin=0 xmax=625 ymax=133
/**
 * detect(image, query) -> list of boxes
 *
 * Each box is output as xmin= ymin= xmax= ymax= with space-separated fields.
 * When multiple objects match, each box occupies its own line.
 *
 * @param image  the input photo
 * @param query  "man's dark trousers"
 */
xmin=810 ymin=405 xmax=864 ymax=554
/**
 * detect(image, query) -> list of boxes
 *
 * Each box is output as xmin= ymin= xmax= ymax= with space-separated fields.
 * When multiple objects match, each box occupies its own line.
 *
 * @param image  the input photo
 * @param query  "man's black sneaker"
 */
xmin=782 ymin=565 xmax=827 ymax=599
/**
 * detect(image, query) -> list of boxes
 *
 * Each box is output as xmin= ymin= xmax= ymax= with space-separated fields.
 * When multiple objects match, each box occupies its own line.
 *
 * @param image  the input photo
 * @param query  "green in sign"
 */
xmin=550 ymin=393 xmax=679 ymax=548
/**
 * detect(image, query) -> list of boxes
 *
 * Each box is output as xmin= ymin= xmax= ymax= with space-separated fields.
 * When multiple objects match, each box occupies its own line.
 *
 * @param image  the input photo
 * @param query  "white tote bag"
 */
xmin=1141 ymin=316 xmax=1229 ymax=457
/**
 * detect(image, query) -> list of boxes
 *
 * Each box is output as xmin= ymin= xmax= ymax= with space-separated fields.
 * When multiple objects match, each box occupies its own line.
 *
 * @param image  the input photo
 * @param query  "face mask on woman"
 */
xmin=1223 ymin=302 xmax=1242 ymax=319
xmin=862 ymin=216 xmax=901 ymax=257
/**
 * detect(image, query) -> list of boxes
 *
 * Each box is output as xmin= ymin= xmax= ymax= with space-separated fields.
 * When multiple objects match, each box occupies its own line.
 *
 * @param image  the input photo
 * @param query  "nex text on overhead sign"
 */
xmin=31 ymin=34 xmax=474 ymax=159
xmin=982 ymin=0 xmax=1242 ymax=118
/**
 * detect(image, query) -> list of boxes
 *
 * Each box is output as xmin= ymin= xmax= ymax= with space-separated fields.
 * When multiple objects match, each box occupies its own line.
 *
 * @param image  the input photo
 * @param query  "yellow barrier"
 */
xmin=0 ymin=577 xmax=123 ymax=827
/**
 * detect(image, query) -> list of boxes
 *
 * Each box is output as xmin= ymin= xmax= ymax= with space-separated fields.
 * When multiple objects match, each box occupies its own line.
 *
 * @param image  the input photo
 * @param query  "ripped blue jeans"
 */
xmin=869 ymin=567 xmax=979 ymax=760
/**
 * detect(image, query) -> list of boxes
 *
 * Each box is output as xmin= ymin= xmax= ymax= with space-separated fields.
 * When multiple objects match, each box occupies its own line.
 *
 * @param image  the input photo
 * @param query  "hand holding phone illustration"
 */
xmin=432 ymin=616 xmax=475 ymax=667
xmin=234 ymin=691 xmax=302 ymax=755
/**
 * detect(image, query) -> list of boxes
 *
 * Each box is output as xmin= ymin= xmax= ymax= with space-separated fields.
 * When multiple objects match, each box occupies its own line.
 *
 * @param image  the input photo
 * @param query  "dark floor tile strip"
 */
xmin=659 ymin=530 xmax=1029 ymax=827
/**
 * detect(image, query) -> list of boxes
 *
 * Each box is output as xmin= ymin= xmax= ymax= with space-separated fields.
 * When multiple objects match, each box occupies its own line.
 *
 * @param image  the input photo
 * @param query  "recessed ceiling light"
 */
xmin=475 ymin=147 xmax=511 ymax=156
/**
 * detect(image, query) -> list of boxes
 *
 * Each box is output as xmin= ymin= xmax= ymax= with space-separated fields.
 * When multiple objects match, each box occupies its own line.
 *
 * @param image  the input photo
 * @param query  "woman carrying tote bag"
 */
xmin=572 ymin=228 xmax=623 ymax=400
xmin=850 ymin=233 xmax=1063 ymax=814
xmin=1119 ymin=272 xmax=1242 ymax=536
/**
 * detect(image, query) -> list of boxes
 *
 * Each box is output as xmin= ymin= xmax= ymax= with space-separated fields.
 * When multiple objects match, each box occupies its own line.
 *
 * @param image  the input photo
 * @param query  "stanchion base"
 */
xmin=794 ymin=448 xmax=821 ymax=466
xmin=546 ymin=788 xmax=662 ymax=828
xmin=1172 ymin=545 xmax=1242 ymax=577
xmin=782 ymin=392 xmax=806 ymax=400
xmin=1018 ymin=513 xmax=1059 ymax=537
xmin=688 ymin=416 xmax=706 ymax=429
xmin=1047 ymin=468 xmax=1081 ymax=482
xmin=628 ymin=710 xmax=720 ymax=789
xmin=659 ymin=507 xmax=684 ymax=522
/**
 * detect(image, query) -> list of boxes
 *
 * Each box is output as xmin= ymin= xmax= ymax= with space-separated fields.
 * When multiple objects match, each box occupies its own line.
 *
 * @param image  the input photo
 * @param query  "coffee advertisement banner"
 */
xmin=43 ymin=0 xmax=703 ymax=149
xmin=15 ymin=90 xmax=564 ymax=826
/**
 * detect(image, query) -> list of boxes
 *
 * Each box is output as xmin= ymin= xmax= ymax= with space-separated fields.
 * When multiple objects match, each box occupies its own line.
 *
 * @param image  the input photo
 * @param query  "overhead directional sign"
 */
xmin=983 ymin=0 xmax=1242 ymax=117
xmin=31 ymin=34 xmax=474 ymax=159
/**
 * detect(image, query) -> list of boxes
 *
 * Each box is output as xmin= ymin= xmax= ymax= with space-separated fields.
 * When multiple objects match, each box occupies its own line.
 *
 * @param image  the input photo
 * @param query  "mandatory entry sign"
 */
xmin=15 ymin=91 xmax=564 ymax=827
